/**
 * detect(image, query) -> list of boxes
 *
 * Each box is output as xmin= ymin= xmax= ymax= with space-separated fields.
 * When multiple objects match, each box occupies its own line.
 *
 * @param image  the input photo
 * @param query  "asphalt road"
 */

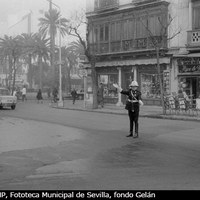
xmin=1 ymin=101 xmax=200 ymax=190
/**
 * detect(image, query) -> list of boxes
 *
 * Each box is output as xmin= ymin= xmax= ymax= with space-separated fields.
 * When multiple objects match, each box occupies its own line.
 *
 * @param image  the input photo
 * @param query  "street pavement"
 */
xmin=0 ymin=100 xmax=200 ymax=190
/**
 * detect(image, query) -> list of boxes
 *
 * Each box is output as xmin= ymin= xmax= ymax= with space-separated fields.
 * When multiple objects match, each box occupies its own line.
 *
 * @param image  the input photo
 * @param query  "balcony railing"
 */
xmin=133 ymin=0 xmax=160 ymax=6
xmin=187 ymin=29 xmax=200 ymax=47
xmin=94 ymin=0 xmax=119 ymax=12
xmin=90 ymin=36 xmax=167 ymax=54
xmin=99 ymin=42 xmax=109 ymax=53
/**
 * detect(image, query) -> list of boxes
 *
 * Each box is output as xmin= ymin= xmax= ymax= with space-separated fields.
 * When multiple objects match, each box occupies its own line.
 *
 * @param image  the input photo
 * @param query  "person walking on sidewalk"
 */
xmin=97 ymin=83 xmax=104 ymax=108
xmin=52 ymin=87 xmax=58 ymax=103
xmin=113 ymin=81 xmax=144 ymax=138
xmin=36 ymin=89 xmax=43 ymax=104
xmin=71 ymin=88 xmax=77 ymax=105
xmin=21 ymin=85 xmax=27 ymax=102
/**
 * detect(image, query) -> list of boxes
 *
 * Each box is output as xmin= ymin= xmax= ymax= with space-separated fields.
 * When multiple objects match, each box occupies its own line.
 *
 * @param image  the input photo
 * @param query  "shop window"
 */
xmin=141 ymin=73 xmax=160 ymax=99
xmin=99 ymin=74 xmax=118 ymax=98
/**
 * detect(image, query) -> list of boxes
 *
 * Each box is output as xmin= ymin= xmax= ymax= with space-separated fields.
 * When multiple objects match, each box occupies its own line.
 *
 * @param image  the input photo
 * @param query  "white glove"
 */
xmin=139 ymin=100 xmax=144 ymax=106
xmin=113 ymin=84 xmax=122 ymax=92
xmin=113 ymin=83 xmax=119 ymax=89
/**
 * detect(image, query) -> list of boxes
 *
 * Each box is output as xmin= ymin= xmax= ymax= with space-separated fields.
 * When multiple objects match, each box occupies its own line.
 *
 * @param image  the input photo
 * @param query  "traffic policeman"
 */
xmin=113 ymin=81 xmax=144 ymax=138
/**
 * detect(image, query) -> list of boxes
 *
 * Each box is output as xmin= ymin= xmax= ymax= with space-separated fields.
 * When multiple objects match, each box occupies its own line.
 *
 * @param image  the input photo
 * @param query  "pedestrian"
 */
xmin=52 ymin=87 xmax=58 ymax=103
xmin=113 ymin=81 xmax=144 ymax=138
xmin=97 ymin=83 xmax=104 ymax=108
xmin=21 ymin=85 xmax=27 ymax=102
xmin=13 ymin=88 xmax=17 ymax=97
xmin=36 ymin=89 xmax=43 ymax=104
xmin=71 ymin=88 xmax=77 ymax=104
xmin=47 ymin=88 xmax=51 ymax=99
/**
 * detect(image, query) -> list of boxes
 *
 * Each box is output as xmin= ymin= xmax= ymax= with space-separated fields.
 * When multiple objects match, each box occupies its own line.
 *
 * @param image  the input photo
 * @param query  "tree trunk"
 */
xmin=91 ymin=61 xmax=98 ymax=109
xmin=156 ymin=47 xmax=165 ymax=114
xmin=11 ymin=58 xmax=17 ymax=95
xmin=8 ymin=56 xmax=13 ymax=89
xmin=39 ymin=56 xmax=43 ymax=89
xmin=66 ymin=66 xmax=71 ymax=93
xmin=27 ymin=54 xmax=33 ymax=88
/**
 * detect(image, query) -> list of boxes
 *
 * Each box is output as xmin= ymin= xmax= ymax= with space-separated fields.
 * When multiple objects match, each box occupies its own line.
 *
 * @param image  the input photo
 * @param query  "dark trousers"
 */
xmin=22 ymin=94 xmax=27 ymax=102
xmin=72 ymin=97 xmax=76 ymax=104
xmin=128 ymin=110 xmax=139 ymax=134
xmin=98 ymin=97 xmax=104 ymax=107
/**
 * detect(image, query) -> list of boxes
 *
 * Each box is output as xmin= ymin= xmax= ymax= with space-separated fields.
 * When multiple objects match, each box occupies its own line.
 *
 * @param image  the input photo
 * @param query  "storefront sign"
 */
xmin=178 ymin=57 xmax=200 ymax=73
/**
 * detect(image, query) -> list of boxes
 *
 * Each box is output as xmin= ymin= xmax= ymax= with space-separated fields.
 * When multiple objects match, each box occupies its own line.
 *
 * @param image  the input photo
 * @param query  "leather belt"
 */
xmin=128 ymin=99 xmax=138 ymax=103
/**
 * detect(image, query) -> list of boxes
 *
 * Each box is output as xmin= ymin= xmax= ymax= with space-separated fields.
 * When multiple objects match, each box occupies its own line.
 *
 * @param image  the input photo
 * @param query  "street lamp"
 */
xmin=47 ymin=0 xmax=63 ymax=107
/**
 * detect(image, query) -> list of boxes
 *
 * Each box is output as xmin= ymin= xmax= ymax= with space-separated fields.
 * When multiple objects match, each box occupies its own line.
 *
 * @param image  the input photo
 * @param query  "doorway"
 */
xmin=180 ymin=77 xmax=199 ymax=99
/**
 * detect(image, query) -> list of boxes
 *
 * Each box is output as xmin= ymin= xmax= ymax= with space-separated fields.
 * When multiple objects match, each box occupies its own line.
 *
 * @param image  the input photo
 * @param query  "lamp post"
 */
xmin=47 ymin=0 xmax=63 ymax=107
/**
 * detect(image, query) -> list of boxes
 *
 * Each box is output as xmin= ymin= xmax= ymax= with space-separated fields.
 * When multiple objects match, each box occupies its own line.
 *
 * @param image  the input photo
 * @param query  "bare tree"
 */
xmin=140 ymin=13 xmax=181 ymax=114
xmin=67 ymin=10 xmax=99 ymax=109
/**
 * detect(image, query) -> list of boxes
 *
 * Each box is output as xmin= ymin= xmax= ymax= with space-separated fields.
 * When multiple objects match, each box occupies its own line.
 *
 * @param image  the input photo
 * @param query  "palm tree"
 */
xmin=0 ymin=35 xmax=23 ymax=93
xmin=19 ymin=33 xmax=37 ymax=88
xmin=68 ymin=40 xmax=85 ymax=57
xmin=55 ymin=44 xmax=82 ymax=92
xmin=38 ymin=8 xmax=68 ymax=84
xmin=31 ymin=34 xmax=50 ymax=89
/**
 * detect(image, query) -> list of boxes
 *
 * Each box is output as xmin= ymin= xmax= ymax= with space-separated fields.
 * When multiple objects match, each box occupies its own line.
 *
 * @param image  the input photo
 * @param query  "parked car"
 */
xmin=0 ymin=88 xmax=17 ymax=110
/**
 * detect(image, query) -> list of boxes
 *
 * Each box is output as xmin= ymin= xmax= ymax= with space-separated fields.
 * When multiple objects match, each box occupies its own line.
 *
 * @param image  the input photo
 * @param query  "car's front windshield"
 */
xmin=0 ymin=89 xmax=10 ymax=96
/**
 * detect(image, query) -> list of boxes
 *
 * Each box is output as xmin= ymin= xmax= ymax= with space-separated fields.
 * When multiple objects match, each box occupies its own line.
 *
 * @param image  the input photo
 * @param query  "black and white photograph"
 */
xmin=0 ymin=0 xmax=200 ymax=195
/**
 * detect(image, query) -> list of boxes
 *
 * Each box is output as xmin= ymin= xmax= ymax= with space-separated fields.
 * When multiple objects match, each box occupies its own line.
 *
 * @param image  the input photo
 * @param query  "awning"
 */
xmin=173 ymin=53 xmax=200 ymax=58
xmin=85 ymin=57 xmax=170 ymax=68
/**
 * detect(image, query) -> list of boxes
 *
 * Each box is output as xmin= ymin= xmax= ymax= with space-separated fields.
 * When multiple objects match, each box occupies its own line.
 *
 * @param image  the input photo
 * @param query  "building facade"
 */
xmin=171 ymin=0 xmax=200 ymax=100
xmin=86 ymin=0 xmax=200 ymax=105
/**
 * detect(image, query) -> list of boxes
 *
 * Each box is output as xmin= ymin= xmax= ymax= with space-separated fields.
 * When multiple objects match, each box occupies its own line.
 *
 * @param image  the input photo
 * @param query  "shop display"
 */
xmin=141 ymin=73 xmax=160 ymax=99
xmin=99 ymin=74 xmax=118 ymax=98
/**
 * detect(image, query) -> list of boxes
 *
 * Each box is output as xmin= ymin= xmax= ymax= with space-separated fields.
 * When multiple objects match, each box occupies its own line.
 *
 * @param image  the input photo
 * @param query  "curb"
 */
xmin=52 ymin=106 xmax=200 ymax=122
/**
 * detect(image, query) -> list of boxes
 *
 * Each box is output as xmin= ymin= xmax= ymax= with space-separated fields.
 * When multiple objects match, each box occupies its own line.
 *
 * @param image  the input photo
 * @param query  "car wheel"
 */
xmin=11 ymin=105 xmax=16 ymax=110
xmin=0 ymin=106 xmax=3 ymax=109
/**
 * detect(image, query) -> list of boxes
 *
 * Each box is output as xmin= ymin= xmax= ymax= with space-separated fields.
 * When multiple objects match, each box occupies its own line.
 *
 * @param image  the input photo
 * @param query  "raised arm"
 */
xmin=113 ymin=84 xmax=129 ymax=96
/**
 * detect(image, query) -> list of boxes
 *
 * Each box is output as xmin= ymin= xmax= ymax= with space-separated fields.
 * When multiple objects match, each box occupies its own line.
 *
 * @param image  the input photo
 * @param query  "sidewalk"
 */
xmin=52 ymin=100 xmax=200 ymax=122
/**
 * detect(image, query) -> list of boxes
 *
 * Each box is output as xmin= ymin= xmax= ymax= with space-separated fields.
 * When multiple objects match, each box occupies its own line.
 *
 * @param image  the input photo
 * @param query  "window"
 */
xmin=100 ymin=25 xmax=104 ymax=41
xmin=105 ymin=25 xmax=109 ymax=41
xmin=148 ymin=15 xmax=162 ymax=36
xmin=122 ymin=20 xmax=134 ymax=40
xmin=95 ymin=0 xmax=119 ymax=11
xmin=193 ymin=5 xmax=200 ymax=30
xmin=99 ymin=24 xmax=109 ymax=42
xmin=116 ymin=21 xmax=121 ymax=40
xmin=136 ymin=18 xmax=147 ymax=38
xmin=141 ymin=73 xmax=161 ymax=99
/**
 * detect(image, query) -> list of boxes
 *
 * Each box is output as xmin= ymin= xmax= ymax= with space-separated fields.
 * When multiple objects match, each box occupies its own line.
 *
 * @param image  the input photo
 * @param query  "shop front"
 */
xmin=177 ymin=56 xmax=200 ymax=99
xmin=95 ymin=57 xmax=170 ymax=105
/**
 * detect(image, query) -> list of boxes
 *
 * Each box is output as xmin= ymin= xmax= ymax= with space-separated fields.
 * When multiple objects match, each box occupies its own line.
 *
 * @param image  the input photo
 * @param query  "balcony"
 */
xmin=187 ymin=29 xmax=200 ymax=48
xmin=94 ymin=0 xmax=119 ymax=12
xmin=89 ymin=36 xmax=167 ymax=55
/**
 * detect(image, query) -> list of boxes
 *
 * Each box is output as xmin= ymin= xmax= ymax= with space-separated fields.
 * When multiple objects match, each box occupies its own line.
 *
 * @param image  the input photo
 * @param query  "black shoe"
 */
xmin=133 ymin=133 xmax=139 ymax=138
xmin=126 ymin=133 xmax=133 ymax=137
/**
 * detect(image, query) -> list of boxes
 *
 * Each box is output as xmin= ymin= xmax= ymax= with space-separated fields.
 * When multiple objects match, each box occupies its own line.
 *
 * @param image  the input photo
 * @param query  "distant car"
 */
xmin=0 ymin=88 xmax=17 ymax=110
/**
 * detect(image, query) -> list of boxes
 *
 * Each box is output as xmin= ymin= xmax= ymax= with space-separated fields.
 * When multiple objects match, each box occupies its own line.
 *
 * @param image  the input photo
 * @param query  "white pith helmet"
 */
xmin=129 ymin=81 xmax=139 ymax=87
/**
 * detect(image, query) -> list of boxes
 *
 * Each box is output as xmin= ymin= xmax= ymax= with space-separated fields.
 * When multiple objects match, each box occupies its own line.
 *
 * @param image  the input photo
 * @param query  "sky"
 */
xmin=0 ymin=0 xmax=86 ymax=43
